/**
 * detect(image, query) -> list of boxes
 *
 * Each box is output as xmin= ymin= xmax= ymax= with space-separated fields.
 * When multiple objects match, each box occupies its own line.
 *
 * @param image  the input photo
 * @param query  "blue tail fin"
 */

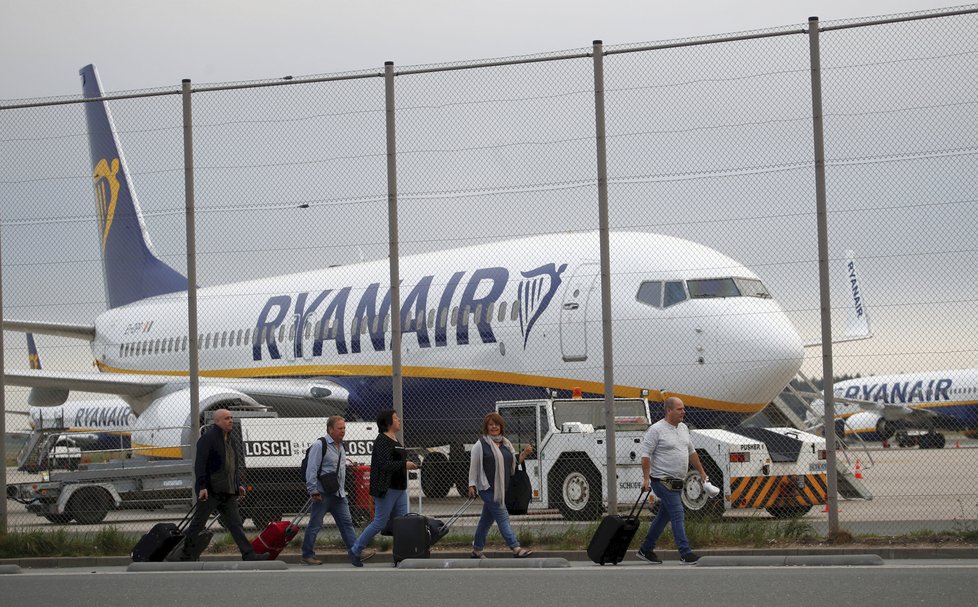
xmin=27 ymin=333 xmax=41 ymax=369
xmin=79 ymin=64 xmax=187 ymax=309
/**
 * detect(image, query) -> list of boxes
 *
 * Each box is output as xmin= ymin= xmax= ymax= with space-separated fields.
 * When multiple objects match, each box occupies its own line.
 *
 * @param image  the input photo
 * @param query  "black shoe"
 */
xmin=636 ymin=548 xmax=662 ymax=564
xmin=680 ymin=551 xmax=700 ymax=564
xmin=243 ymin=552 xmax=270 ymax=561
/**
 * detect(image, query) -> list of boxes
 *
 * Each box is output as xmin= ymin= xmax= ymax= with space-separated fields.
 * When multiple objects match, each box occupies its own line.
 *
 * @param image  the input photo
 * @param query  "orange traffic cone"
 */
xmin=956 ymin=439 xmax=961 ymax=448
xmin=854 ymin=459 xmax=863 ymax=480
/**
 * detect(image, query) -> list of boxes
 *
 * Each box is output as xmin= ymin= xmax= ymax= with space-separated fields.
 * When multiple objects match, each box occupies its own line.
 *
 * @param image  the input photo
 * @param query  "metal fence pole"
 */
xmin=0 ymin=228 xmax=7 ymax=533
xmin=593 ymin=40 xmax=618 ymax=513
xmin=385 ymin=62 xmax=405 ymax=441
xmin=807 ymin=17 xmax=840 ymax=536
xmin=182 ymin=79 xmax=201 ymax=460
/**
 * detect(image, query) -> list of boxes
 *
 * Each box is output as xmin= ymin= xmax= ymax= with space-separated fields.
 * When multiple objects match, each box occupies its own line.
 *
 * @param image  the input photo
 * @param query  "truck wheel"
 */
xmin=419 ymin=452 xmax=452 ymax=498
xmin=66 ymin=488 xmax=111 ymax=524
xmin=552 ymin=459 xmax=601 ymax=520
xmin=765 ymin=505 xmax=812 ymax=518
xmin=682 ymin=456 xmax=723 ymax=520
xmin=43 ymin=513 xmax=74 ymax=524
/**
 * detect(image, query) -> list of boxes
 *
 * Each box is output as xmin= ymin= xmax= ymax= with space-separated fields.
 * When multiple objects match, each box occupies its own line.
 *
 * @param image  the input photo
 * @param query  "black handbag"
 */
xmin=318 ymin=471 xmax=340 ymax=494
xmin=506 ymin=461 xmax=532 ymax=515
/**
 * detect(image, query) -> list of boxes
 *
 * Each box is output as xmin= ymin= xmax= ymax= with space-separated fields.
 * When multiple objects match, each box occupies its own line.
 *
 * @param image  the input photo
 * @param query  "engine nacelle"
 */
xmin=131 ymin=386 xmax=264 ymax=459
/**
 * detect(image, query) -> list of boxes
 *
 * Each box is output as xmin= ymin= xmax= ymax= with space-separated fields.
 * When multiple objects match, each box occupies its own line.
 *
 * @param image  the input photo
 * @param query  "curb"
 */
xmin=697 ymin=554 xmax=884 ymax=567
xmin=397 ymin=557 xmax=570 ymax=569
xmin=3 ymin=547 xmax=978 ymax=569
xmin=128 ymin=560 xmax=289 ymax=572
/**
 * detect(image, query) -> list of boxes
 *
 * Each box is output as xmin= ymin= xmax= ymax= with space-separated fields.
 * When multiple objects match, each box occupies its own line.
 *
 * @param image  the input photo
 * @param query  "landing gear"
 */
xmin=895 ymin=430 xmax=946 ymax=449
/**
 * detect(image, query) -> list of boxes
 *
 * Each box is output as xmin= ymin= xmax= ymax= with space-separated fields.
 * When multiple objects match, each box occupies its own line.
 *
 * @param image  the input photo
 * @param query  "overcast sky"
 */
xmin=0 ymin=1 xmax=966 ymax=99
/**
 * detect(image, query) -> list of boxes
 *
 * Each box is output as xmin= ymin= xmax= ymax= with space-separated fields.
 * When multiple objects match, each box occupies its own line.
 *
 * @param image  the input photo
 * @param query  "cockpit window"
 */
xmin=688 ymin=277 xmax=771 ymax=299
xmin=733 ymin=277 xmax=771 ymax=298
xmin=636 ymin=281 xmax=662 ymax=308
xmin=664 ymin=281 xmax=687 ymax=307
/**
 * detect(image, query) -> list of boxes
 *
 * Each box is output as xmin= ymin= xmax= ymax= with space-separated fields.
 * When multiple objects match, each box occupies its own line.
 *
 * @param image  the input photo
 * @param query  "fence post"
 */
xmin=0 ymin=226 xmax=7 ymax=533
xmin=384 ymin=62 xmax=405 ymax=443
xmin=182 ymin=79 xmax=201 ymax=461
xmin=592 ymin=40 xmax=618 ymax=514
xmin=807 ymin=17 xmax=840 ymax=536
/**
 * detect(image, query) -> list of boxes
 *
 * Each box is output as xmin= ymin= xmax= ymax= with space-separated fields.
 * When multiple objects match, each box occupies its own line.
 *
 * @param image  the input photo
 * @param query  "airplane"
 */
xmin=2 ymin=64 xmax=861 ymax=487
xmin=806 ymin=369 xmax=978 ymax=448
xmin=23 ymin=333 xmax=136 ymax=443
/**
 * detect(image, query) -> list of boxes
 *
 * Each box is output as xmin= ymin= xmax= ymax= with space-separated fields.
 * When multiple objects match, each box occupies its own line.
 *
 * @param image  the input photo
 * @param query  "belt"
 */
xmin=651 ymin=478 xmax=685 ymax=490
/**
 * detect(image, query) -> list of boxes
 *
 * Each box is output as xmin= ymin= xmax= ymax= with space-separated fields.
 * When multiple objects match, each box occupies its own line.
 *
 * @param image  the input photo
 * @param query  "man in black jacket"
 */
xmin=178 ymin=408 xmax=268 ymax=561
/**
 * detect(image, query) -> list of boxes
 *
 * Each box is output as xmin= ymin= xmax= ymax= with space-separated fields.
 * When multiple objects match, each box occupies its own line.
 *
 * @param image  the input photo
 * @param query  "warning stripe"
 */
xmin=729 ymin=474 xmax=828 ymax=509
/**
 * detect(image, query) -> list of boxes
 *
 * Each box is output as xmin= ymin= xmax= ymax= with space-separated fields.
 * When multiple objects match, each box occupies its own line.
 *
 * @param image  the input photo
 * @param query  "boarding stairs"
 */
xmin=765 ymin=372 xmax=874 ymax=500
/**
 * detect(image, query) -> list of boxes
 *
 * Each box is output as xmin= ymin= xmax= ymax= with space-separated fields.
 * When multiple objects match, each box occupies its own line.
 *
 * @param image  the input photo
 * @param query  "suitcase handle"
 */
xmin=288 ymin=497 xmax=314 ymax=527
xmin=627 ymin=488 xmax=653 ymax=519
xmin=440 ymin=497 xmax=475 ymax=529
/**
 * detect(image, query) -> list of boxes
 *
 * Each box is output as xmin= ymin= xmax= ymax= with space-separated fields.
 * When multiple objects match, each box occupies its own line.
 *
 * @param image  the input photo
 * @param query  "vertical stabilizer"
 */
xmin=79 ymin=64 xmax=187 ymax=309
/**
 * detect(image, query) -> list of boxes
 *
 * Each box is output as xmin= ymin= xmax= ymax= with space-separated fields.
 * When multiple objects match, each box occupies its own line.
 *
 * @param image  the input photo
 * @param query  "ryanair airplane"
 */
xmin=808 ymin=369 xmax=978 ymax=447
xmin=23 ymin=333 xmax=135 ymax=441
xmin=3 ymin=64 xmax=834 ymax=462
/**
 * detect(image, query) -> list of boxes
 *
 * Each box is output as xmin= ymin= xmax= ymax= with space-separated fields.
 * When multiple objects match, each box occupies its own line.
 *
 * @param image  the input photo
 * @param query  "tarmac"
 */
xmin=3 ymin=546 xmax=978 ymax=571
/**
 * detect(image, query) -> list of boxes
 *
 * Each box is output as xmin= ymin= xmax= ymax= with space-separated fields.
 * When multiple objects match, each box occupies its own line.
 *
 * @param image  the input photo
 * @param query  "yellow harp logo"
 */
xmin=93 ymin=158 xmax=121 ymax=252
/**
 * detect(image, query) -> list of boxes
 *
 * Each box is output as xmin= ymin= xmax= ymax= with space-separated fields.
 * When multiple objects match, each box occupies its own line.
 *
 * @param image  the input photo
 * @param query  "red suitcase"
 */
xmin=251 ymin=498 xmax=311 ymax=560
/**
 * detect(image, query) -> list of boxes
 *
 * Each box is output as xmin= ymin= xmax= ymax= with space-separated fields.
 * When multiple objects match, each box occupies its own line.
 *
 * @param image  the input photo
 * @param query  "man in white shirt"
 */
xmin=636 ymin=397 xmax=708 ymax=565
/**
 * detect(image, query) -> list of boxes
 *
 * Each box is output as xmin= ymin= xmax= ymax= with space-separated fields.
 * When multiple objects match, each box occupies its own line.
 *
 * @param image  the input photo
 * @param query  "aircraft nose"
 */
xmin=711 ymin=300 xmax=804 ymax=405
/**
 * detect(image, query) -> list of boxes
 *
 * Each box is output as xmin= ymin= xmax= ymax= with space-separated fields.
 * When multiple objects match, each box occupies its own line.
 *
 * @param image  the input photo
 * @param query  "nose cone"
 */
xmin=712 ymin=300 xmax=804 ymax=405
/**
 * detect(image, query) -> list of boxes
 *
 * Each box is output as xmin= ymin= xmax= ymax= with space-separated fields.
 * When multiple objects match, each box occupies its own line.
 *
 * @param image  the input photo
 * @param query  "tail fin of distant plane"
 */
xmin=842 ymin=249 xmax=871 ymax=341
xmin=803 ymin=250 xmax=872 ymax=348
xmin=79 ymin=64 xmax=187 ymax=309
xmin=27 ymin=333 xmax=41 ymax=369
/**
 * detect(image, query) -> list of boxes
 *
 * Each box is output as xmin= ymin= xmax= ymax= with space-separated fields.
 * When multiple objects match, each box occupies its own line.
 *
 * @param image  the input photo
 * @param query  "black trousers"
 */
xmin=181 ymin=493 xmax=253 ymax=558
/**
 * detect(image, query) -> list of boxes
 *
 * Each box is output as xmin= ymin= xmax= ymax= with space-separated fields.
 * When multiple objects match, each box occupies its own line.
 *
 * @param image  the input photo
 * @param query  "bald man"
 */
xmin=178 ymin=408 xmax=268 ymax=561
xmin=636 ymin=397 xmax=708 ymax=565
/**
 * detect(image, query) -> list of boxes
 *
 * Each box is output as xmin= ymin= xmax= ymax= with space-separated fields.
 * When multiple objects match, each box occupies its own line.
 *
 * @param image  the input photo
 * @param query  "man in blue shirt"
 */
xmin=301 ymin=415 xmax=375 ymax=565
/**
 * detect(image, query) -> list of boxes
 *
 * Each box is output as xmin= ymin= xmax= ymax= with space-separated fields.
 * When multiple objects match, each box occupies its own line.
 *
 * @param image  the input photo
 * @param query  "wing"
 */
xmin=2 ymin=319 xmax=96 ymax=341
xmin=3 ymin=369 xmax=350 ymax=416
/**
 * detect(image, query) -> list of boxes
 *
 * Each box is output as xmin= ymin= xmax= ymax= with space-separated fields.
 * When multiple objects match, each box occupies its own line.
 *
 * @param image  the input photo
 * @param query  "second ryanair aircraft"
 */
xmin=4 ymin=64 xmax=854 ymax=459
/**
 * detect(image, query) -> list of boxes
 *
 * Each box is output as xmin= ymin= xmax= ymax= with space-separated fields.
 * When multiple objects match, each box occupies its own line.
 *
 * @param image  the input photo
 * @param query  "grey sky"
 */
xmin=2 ymin=1 xmax=974 ymax=432
xmin=0 ymin=1 xmax=963 ymax=99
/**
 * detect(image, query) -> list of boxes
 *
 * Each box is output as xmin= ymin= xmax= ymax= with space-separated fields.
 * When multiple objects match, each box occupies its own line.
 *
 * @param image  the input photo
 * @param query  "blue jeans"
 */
xmin=351 ymin=489 xmax=408 ymax=556
xmin=301 ymin=494 xmax=357 ymax=558
xmin=473 ymin=488 xmax=520 ymax=550
xmin=639 ymin=481 xmax=692 ymax=556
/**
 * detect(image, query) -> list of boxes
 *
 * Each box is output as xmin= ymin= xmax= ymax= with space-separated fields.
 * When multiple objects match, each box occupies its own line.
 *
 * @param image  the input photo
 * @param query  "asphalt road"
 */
xmin=2 ymin=560 xmax=977 ymax=607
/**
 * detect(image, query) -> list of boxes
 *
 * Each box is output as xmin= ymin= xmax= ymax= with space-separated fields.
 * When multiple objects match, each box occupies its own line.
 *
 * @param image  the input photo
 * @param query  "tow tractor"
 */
xmin=495 ymin=396 xmax=830 ymax=520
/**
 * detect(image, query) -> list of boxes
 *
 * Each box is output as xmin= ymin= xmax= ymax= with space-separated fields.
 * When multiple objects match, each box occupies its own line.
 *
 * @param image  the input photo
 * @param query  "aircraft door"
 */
xmin=560 ymin=263 xmax=600 ymax=362
xmin=497 ymin=403 xmax=545 ymax=502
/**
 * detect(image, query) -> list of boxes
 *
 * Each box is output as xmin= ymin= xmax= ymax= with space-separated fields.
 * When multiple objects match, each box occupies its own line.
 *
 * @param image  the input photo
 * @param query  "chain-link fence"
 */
xmin=3 ymin=6 xmax=978 ymax=546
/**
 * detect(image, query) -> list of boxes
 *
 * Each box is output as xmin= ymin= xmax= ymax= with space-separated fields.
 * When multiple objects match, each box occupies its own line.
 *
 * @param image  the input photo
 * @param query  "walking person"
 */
xmin=636 ymin=396 xmax=708 ymax=564
xmin=348 ymin=409 xmax=418 ymax=567
xmin=300 ymin=415 xmax=374 ymax=565
xmin=179 ymin=408 xmax=268 ymax=561
xmin=467 ymin=412 xmax=534 ymax=558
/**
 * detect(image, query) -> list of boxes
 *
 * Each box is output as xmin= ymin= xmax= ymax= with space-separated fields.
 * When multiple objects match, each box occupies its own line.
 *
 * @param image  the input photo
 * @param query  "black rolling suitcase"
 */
xmin=391 ymin=498 xmax=473 ymax=565
xmin=165 ymin=511 xmax=222 ymax=561
xmin=587 ymin=490 xmax=651 ymax=565
xmin=131 ymin=504 xmax=198 ymax=562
